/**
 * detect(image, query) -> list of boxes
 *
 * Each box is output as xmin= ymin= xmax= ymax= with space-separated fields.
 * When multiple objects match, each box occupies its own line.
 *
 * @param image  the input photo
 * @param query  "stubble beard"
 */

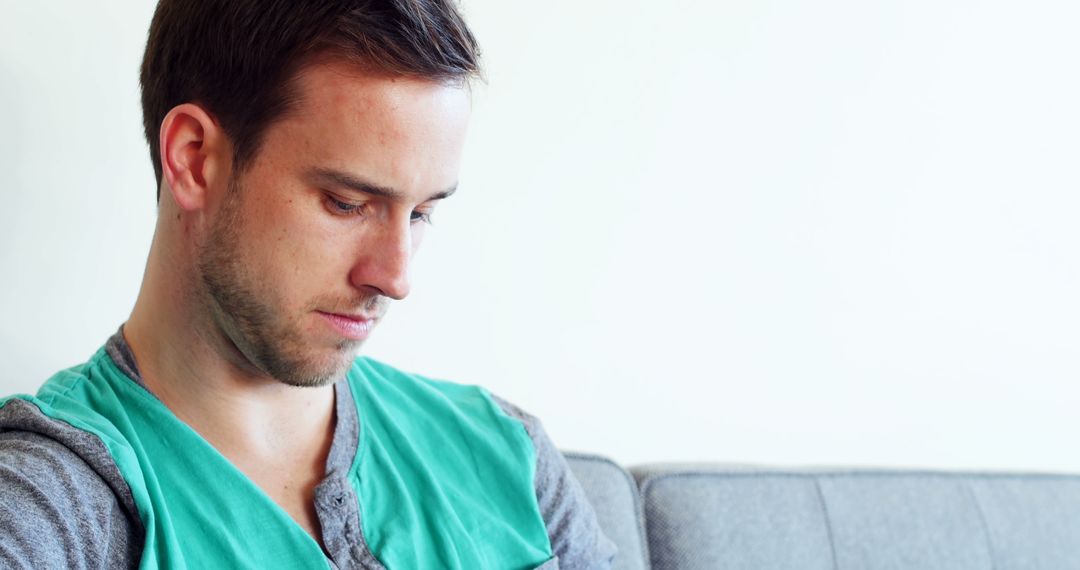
xmin=195 ymin=178 xmax=375 ymax=388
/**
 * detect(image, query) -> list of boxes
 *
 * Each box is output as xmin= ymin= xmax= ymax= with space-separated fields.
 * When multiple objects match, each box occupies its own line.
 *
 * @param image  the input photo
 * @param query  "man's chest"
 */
xmin=246 ymin=465 xmax=326 ymax=545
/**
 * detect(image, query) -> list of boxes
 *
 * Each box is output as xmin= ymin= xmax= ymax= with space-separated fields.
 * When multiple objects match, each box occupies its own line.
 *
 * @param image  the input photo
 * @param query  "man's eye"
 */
xmin=411 ymin=210 xmax=433 ymax=225
xmin=326 ymin=196 xmax=363 ymax=216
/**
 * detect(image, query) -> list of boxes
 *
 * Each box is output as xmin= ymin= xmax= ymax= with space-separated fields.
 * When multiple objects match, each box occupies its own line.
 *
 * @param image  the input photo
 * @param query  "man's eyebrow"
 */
xmin=307 ymin=167 xmax=457 ymax=201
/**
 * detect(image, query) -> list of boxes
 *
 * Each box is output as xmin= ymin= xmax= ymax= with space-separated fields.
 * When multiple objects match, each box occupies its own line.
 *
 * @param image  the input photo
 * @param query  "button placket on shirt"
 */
xmin=316 ymin=477 xmax=385 ymax=570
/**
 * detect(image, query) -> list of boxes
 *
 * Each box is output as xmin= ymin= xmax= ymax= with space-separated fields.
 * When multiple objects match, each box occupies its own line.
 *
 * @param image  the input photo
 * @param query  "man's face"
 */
xmin=196 ymin=61 xmax=471 ymax=387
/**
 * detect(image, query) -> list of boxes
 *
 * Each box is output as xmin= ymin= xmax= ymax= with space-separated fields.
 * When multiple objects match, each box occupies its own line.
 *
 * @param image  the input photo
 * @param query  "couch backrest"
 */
xmin=630 ymin=465 xmax=1080 ymax=570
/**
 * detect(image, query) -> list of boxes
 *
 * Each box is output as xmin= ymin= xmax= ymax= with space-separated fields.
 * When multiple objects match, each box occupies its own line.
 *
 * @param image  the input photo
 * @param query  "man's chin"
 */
xmin=264 ymin=346 xmax=360 ymax=388
xmin=273 ymin=366 xmax=348 ymax=388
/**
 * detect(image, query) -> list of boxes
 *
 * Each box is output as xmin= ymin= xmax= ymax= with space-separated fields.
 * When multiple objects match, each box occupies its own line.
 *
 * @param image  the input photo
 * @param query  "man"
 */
xmin=0 ymin=1 xmax=616 ymax=568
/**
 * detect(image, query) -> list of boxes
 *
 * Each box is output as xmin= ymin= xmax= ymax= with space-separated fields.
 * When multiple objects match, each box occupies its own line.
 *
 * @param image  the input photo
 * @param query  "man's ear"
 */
xmin=159 ymin=103 xmax=229 ymax=212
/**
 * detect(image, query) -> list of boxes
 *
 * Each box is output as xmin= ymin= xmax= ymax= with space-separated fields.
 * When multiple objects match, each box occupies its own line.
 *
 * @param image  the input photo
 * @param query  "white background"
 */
xmin=1 ymin=0 xmax=1077 ymax=471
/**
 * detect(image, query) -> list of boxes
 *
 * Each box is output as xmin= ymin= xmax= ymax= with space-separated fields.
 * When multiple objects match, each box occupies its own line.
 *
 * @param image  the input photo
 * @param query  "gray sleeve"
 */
xmin=0 ymin=408 xmax=141 ymax=569
xmin=492 ymin=395 xmax=618 ymax=570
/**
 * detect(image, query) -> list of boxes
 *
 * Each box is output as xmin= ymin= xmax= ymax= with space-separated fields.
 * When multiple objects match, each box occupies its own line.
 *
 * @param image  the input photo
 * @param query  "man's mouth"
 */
xmin=316 ymin=311 xmax=376 ymax=341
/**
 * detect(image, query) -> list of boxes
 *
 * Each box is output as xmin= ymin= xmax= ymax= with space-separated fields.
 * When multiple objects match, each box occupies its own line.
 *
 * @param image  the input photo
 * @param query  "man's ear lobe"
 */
xmin=159 ymin=103 xmax=228 ymax=212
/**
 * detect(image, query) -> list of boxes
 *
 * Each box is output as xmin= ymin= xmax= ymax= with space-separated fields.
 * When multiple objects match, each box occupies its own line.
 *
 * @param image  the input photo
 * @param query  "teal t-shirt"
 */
xmin=0 ymin=347 xmax=554 ymax=569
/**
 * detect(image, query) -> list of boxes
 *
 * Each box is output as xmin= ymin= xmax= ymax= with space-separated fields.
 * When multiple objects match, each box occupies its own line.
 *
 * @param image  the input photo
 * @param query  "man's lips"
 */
xmin=316 ymin=311 xmax=377 ymax=341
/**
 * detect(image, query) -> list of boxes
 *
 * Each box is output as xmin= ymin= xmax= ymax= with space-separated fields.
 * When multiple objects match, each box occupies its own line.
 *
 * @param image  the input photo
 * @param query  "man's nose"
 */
xmin=348 ymin=219 xmax=412 ymax=300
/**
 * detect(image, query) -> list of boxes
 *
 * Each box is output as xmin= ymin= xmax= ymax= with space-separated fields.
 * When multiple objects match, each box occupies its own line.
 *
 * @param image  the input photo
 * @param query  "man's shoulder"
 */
xmin=0 ymin=348 xmax=149 ymax=469
xmin=341 ymin=360 xmax=620 ymax=569
xmin=7 ymin=347 xmax=122 ymax=416
xmin=0 ymin=399 xmax=142 ymax=568
xmin=0 ymin=397 xmax=139 ymax=514
xmin=345 ymin=357 xmax=541 ymax=467
xmin=346 ymin=356 xmax=553 ymax=438
xmin=0 ymin=414 xmax=115 ymax=505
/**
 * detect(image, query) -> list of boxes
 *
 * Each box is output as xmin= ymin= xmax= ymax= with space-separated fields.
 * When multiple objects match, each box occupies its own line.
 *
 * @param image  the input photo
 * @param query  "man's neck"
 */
xmin=124 ymin=279 xmax=337 ymax=545
xmin=123 ymin=248 xmax=337 ymax=475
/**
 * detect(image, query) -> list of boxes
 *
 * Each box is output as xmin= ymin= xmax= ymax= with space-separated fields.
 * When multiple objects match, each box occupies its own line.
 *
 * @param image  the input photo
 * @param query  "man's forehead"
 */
xmin=255 ymin=60 xmax=471 ymax=200
xmin=292 ymin=60 xmax=470 ymax=117
xmin=277 ymin=61 xmax=472 ymax=157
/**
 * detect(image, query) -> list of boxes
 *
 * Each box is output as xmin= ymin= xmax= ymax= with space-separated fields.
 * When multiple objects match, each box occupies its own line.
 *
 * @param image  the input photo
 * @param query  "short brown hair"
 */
xmin=140 ymin=0 xmax=480 ymax=199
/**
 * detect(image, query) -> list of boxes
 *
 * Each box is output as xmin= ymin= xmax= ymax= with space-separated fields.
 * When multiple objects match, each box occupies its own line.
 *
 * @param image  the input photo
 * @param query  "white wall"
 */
xmin=2 ymin=0 xmax=1077 ymax=472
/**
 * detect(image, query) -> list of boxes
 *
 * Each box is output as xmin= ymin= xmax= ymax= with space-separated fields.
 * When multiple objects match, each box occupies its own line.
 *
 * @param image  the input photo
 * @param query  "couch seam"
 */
xmin=636 ymin=474 xmax=661 ymax=570
xmin=813 ymin=478 xmax=841 ymax=570
xmin=965 ymin=481 xmax=997 ymax=570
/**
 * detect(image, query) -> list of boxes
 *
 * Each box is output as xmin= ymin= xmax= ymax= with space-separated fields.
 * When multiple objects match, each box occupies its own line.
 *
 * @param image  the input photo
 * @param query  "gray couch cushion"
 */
xmin=565 ymin=452 xmax=649 ymax=570
xmin=631 ymin=465 xmax=1080 ymax=570
xmin=818 ymin=474 xmax=992 ymax=569
xmin=632 ymin=468 xmax=834 ymax=570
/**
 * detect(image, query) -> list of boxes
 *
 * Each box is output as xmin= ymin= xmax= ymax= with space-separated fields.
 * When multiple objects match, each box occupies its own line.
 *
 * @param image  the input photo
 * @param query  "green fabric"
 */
xmin=349 ymin=358 xmax=552 ymax=569
xmin=0 ymin=348 xmax=552 ymax=569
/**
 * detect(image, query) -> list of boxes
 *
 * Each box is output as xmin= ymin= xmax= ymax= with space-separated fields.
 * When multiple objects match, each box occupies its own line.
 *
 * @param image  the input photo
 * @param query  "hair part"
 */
xmin=140 ymin=0 xmax=481 ymax=200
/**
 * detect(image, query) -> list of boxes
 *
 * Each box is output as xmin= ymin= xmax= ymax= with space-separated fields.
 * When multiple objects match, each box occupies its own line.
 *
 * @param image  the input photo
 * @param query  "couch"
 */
xmin=564 ymin=453 xmax=1080 ymax=569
